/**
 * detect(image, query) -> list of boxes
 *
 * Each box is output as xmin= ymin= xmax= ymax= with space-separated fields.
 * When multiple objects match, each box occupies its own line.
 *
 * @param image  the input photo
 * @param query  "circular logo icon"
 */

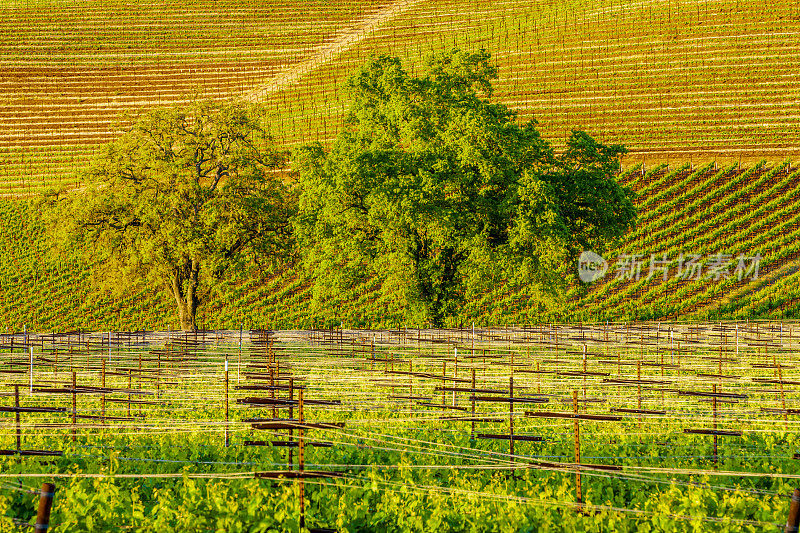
xmin=578 ymin=250 xmax=608 ymax=283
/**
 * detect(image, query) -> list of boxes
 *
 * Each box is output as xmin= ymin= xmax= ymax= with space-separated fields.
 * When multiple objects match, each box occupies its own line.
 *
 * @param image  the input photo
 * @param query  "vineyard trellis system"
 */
xmin=0 ymin=322 xmax=799 ymax=530
xmin=2 ymin=0 xmax=800 ymax=197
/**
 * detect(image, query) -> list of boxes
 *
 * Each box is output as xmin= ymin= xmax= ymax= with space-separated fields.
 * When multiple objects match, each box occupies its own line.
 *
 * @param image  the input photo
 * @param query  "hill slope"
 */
xmin=2 ymin=0 xmax=800 ymax=195
xmin=1 ymin=160 xmax=797 ymax=331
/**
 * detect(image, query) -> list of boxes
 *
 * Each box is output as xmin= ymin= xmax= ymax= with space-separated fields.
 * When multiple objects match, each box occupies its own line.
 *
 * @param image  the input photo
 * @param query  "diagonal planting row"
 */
xmin=1 ymin=324 xmax=797 ymax=529
xmin=2 ymin=0 xmax=800 ymax=195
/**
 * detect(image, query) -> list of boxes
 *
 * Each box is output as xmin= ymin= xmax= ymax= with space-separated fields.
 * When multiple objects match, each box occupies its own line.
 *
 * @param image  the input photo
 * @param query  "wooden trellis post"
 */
xmin=1 ymin=385 xmax=65 ymax=457
xmin=713 ymin=383 xmax=718 ymax=466
xmin=453 ymin=348 xmax=457 ymax=406
xmin=34 ymin=482 xmax=55 ymax=533
xmin=298 ymin=389 xmax=305 ymax=531
xmin=101 ymin=358 xmax=106 ymax=424
xmin=224 ymin=360 xmax=229 ymax=448
xmin=471 ymin=369 xmax=476 ymax=440
xmin=441 ymin=360 xmax=447 ymax=408
xmin=127 ymin=370 xmax=132 ymax=418
xmin=14 ymin=385 xmax=21 ymax=451
xmin=786 ymin=488 xmax=800 ymax=533
xmin=71 ymin=372 xmax=77 ymax=442
xmin=509 ymin=376 xmax=515 ymax=458
xmin=525 ymin=398 xmax=621 ymax=510
xmin=289 ymin=377 xmax=294 ymax=469
xmin=573 ymin=390 xmax=581 ymax=506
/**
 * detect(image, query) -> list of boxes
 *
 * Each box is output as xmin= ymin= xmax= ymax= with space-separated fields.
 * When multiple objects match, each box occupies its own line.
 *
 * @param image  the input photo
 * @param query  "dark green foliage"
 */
xmin=294 ymin=49 xmax=636 ymax=326
xmin=43 ymin=99 xmax=295 ymax=330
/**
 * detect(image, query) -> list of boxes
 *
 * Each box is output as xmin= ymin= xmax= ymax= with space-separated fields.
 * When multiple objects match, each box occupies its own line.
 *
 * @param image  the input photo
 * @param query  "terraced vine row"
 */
xmin=2 ymin=0 xmax=800 ymax=195
xmin=557 ymin=161 xmax=800 ymax=323
xmin=0 ymin=160 xmax=795 ymax=330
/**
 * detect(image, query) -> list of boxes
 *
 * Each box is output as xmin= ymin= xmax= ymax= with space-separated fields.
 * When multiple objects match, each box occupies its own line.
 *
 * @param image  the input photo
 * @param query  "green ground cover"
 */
xmin=0 ymin=160 xmax=797 ymax=330
xmin=0 ymin=328 xmax=796 ymax=531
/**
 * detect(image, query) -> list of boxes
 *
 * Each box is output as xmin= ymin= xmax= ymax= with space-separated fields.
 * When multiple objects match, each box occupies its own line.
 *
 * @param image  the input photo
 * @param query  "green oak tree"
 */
xmin=46 ymin=99 xmax=293 ymax=330
xmin=294 ymin=49 xmax=636 ymax=326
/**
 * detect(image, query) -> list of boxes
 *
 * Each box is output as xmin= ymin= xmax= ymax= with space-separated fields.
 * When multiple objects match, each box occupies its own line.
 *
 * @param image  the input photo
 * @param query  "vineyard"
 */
xmin=1 ymin=0 xmax=798 ymax=530
xmin=1 ymin=323 xmax=799 ymax=530
xmin=0 ymin=158 xmax=796 ymax=331
xmin=2 ymin=0 xmax=799 ymax=327
xmin=2 ymin=0 xmax=800 ymax=196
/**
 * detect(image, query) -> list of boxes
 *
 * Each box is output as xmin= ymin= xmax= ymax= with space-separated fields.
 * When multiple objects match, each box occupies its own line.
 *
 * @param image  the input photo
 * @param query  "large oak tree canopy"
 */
xmin=294 ymin=49 xmax=636 ymax=326
xmin=49 ymin=99 xmax=293 ymax=330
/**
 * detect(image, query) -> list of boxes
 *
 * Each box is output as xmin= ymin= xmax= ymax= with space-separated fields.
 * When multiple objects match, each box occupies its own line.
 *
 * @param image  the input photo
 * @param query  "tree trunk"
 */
xmin=410 ymin=234 xmax=464 ymax=327
xmin=167 ymin=258 xmax=201 ymax=331
xmin=175 ymin=294 xmax=197 ymax=331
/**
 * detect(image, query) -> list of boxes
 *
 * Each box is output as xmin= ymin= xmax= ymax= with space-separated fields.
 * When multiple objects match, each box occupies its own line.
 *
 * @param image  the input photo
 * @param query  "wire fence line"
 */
xmin=1 ymin=322 xmax=799 ymax=528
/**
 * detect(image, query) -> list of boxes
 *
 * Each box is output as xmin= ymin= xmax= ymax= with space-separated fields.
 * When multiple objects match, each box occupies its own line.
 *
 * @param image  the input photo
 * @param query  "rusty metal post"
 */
xmin=509 ymin=375 xmax=514 ymax=458
xmin=289 ymin=377 xmax=294 ymax=470
xmin=238 ymin=324 xmax=242 ymax=385
xmin=101 ymin=358 xmax=106 ymax=424
xmin=156 ymin=352 xmax=161 ymax=399
xmin=785 ymin=488 xmax=800 ymax=533
xmin=555 ymin=326 xmax=559 ymax=367
xmin=71 ymin=372 xmax=77 ymax=442
xmin=441 ymin=361 xmax=446 ymax=408
xmin=34 ymin=482 xmax=55 ymax=533
xmin=713 ymin=383 xmax=718 ymax=467
xmin=637 ymin=360 xmax=642 ymax=423
xmin=471 ymin=369 xmax=476 ymax=441
xmin=452 ymin=348 xmax=457 ymax=406
xmin=269 ymin=365 xmax=276 ymax=419
xmin=224 ymin=360 xmax=229 ymax=447
xmin=582 ymin=344 xmax=587 ymax=399
xmin=779 ymin=364 xmax=788 ymax=424
xmin=660 ymin=338 xmax=665 ymax=405
xmin=408 ymin=360 xmax=413 ymax=403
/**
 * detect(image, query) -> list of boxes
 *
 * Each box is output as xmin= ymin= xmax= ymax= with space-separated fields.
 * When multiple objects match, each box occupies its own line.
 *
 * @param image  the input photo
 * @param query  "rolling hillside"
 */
xmin=0 ymin=160 xmax=797 ymax=330
xmin=1 ymin=0 xmax=800 ymax=196
xmin=1 ymin=0 xmax=798 ymax=328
